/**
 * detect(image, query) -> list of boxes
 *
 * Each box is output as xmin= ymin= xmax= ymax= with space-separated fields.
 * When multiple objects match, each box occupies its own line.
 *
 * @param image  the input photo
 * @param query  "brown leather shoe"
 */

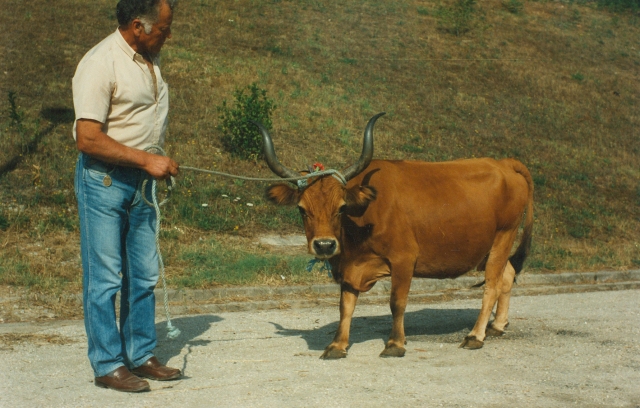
xmin=95 ymin=366 xmax=150 ymax=392
xmin=132 ymin=356 xmax=181 ymax=381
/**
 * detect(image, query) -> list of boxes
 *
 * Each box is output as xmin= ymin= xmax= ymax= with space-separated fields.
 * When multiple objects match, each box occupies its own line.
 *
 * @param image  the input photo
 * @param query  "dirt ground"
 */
xmin=1 ymin=289 xmax=639 ymax=407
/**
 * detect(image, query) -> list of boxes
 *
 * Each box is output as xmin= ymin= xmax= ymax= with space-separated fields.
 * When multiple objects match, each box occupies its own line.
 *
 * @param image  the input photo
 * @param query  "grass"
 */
xmin=0 ymin=0 xmax=639 ymax=299
xmin=174 ymin=237 xmax=320 ymax=287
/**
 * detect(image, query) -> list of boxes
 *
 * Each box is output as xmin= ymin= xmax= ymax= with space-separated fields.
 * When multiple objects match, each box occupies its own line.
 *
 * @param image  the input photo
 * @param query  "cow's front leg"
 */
xmin=321 ymin=284 xmax=359 ymax=359
xmin=380 ymin=267 xmax=412 ymax=357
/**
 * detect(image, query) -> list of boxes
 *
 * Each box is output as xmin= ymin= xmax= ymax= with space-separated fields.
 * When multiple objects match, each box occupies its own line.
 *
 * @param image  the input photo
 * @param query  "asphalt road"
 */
xmin=1 ymin=289 xmax=639 ymax=407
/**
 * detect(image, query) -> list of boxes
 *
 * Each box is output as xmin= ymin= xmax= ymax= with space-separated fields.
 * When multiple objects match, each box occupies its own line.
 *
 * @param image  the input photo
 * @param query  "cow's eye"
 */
xmin=298 ymin=207 xmax=308 ymax=218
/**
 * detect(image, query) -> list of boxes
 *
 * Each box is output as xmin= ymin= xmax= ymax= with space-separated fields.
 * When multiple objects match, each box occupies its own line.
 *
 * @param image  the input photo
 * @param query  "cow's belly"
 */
xmin=413 ymin=262 xmax=478 ymax=279
xmin=411 ymin=233 xmax=492 ymax=279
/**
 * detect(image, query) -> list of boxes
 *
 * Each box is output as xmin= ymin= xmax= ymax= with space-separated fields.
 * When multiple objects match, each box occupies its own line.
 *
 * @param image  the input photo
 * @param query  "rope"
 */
xmin=149 ymin=176 xmax=181 ymax=339
xmin=306 ymin=258 xmax=332 ymax=278
xmin=142 ymin=146 xmax=180 ymax=339
xmin=179 ymin=165 xmax=347 ymax=188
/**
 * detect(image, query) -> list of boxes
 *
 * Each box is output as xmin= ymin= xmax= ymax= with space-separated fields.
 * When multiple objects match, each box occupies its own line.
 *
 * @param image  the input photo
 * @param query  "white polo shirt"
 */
xmin=72 ymin=28 xmax=169 ymax=150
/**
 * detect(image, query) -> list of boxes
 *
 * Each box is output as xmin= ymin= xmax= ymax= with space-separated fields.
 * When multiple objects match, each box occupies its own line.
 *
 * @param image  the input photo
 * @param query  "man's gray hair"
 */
xmin=116 ymin=0 xmax=177 ymax=34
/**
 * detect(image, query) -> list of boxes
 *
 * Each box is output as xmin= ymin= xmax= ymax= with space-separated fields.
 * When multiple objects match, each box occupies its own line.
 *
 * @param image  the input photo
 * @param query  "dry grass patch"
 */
xmin=0 ymin=333 xmax=78 ymax=348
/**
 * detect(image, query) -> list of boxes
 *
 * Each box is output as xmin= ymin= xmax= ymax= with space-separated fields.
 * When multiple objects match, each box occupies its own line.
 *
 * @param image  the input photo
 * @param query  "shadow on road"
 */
xmin=154 ymin=314 xmax=223 ymax=375
xmin=271 ymin=307 xmax=479 ymax=351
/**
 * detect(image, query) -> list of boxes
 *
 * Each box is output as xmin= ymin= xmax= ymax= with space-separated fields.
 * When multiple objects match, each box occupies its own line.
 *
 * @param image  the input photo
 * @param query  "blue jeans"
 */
xmin=74 ymin=153 xmax=158 ymax=377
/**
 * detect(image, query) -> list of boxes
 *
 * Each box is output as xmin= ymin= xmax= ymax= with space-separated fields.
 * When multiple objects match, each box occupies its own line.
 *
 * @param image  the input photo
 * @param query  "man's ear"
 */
xmin=345 ymin=185 xmax=377 ymax=213
xmin=131 ymin=18 xmax=145 ymax=37
xmin=266 ymin=184 xmax=301 ymax=206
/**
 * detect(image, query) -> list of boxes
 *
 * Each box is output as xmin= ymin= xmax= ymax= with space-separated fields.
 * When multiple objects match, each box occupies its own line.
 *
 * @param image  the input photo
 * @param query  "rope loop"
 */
xmin=141 ymin=145 xmax=174 ymax=207
xmin=142 ymin=145 xmax=180 ymax=339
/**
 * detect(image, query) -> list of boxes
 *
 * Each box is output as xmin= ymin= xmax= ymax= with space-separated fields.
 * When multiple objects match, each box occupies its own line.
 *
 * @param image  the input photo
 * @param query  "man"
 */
xmin=72 ymin=0 xmax=181 ymax=393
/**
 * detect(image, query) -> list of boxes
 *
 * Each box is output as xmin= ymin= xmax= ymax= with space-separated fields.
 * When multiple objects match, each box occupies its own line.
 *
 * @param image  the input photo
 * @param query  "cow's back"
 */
xmin=345 ymin=158 xmax=530 ymax=278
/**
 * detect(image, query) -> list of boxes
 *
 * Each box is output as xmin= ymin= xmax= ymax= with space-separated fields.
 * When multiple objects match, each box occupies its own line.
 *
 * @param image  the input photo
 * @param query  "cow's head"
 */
xmin=253 ymin=113 xmax=384 ymax=259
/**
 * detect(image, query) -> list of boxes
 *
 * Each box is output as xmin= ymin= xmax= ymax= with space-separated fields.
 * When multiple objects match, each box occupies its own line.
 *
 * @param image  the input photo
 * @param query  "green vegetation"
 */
xmin=4 ymin=91 xmax=41 ymax=158
xmin=176 ymin=238 xmax=313 ymax=287
xmin=0 ymin=0 xmax=638 ymax=299
xmin=217 ymin=82 xmax=277 ymax=160
xmin=436 ymin=0 xmax=478 ymax=36
xmin=502 ymin=0 xmax=524 ymax=14
xmin=594 ymin=0 xmax=639 ymax=12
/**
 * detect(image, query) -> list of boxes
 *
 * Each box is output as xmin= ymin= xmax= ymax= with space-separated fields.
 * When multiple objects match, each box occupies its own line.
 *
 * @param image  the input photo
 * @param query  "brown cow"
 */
xmin=253 ymin=113 xmax=534 ymax=359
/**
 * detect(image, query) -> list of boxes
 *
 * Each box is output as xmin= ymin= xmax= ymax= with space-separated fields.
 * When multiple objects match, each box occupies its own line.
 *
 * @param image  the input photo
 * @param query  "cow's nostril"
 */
xmin=313 ymin=239 xmax=337 ymax=255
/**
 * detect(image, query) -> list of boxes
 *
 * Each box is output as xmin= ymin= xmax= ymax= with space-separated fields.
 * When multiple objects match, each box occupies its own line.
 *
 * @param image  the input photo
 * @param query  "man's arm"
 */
xmin=76 ymin=119 xmax=179 ymax=180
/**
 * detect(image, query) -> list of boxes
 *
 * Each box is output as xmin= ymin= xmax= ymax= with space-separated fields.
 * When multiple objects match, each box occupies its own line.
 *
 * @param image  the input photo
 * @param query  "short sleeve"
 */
xmin=72 ymin=56 xmax=114 ymax=125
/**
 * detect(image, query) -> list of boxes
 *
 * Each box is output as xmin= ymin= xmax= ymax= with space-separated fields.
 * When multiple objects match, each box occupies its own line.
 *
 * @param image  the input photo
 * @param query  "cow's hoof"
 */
xmin=486 ymin=322 xmax=509 ymax=337
xmin=485 ymin=327 xmax=505 ymax=337
xmin=459 ymin=336 xmax=484 ymax=349
xmin=379 ymin=346 xmax=406 ymax=358
xmin=321 ymin=347 xmax=347 ymax=359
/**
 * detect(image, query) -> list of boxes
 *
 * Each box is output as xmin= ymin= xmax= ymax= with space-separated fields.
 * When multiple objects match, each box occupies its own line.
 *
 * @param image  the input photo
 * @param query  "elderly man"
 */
xmin=72 ymin=0 xmax=181 ymax=393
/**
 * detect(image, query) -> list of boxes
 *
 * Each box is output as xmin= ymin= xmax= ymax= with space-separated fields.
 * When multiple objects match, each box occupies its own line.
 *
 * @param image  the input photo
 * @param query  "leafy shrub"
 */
xmin=217 ymin=83 xmax=276 ymax=161
xmin=3 ymin=91 xmax=41 ymax=157
xmin=502 ymin=0 xmax=524 ymax=14
xmin=7 ymin=91 xmax=27 ymax=153
xmin=594 ymin=0 xmax=639 ymax=13
xmin=0 ymin=213 xmax=8 ymax=231
xmin=436 ymin=0 xmax=477 ymax=36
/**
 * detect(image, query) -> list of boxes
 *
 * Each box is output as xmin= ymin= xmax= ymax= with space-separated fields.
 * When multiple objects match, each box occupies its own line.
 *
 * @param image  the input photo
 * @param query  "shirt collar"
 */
xmin=114 ymin=28 xmax=136 ymax=60
xmin=114 ymin=28 xmax=151 ymax=63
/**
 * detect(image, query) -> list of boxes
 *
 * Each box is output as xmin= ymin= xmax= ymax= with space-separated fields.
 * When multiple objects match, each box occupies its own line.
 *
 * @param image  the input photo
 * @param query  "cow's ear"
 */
xmin=345 ymin=185 xmax=377 ymax=208
xmin=266 ymin=184 xmax=300 ymax=205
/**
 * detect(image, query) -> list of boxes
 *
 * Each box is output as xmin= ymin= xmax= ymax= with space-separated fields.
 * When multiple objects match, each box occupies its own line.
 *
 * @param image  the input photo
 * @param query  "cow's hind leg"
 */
xmin=460 ymin=230 xmax=517 ymax=349
xmin=380 ymin=262 xmax=413 ymax=358
xmin=321 ymin=284 xmax=359 ymax=359
xmin=486 ymin=261 xmax=516 ymax=337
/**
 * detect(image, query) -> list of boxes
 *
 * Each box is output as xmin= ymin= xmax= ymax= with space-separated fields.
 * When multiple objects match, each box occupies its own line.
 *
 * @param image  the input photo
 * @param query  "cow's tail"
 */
xmin=508 ymin=160 xmax=534 ymax=275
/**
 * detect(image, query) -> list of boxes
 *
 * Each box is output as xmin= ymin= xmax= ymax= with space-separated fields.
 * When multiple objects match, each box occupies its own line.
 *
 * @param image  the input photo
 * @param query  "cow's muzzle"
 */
xmin=312 ymin=238 xmax=339 ymax=258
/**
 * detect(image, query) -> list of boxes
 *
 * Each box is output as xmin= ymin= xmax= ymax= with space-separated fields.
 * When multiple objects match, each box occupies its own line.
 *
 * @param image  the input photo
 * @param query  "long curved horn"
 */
xmin=249 ymin=120 xmax=300 ymax=179
xmin=342 ymin=112 xmax=386 ymax=181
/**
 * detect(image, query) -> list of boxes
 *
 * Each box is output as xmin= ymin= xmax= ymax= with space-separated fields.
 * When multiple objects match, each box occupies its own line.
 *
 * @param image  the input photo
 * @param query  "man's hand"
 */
xmin=143 ymin=153 xmax=179 ymax=180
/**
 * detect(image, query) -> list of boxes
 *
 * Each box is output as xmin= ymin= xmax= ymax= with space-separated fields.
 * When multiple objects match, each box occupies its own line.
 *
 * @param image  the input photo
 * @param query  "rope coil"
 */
xmin=149 ymin=176 xmax=181 ymax=339
xmin=142 ymin=146 xmax=180 ymax=339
